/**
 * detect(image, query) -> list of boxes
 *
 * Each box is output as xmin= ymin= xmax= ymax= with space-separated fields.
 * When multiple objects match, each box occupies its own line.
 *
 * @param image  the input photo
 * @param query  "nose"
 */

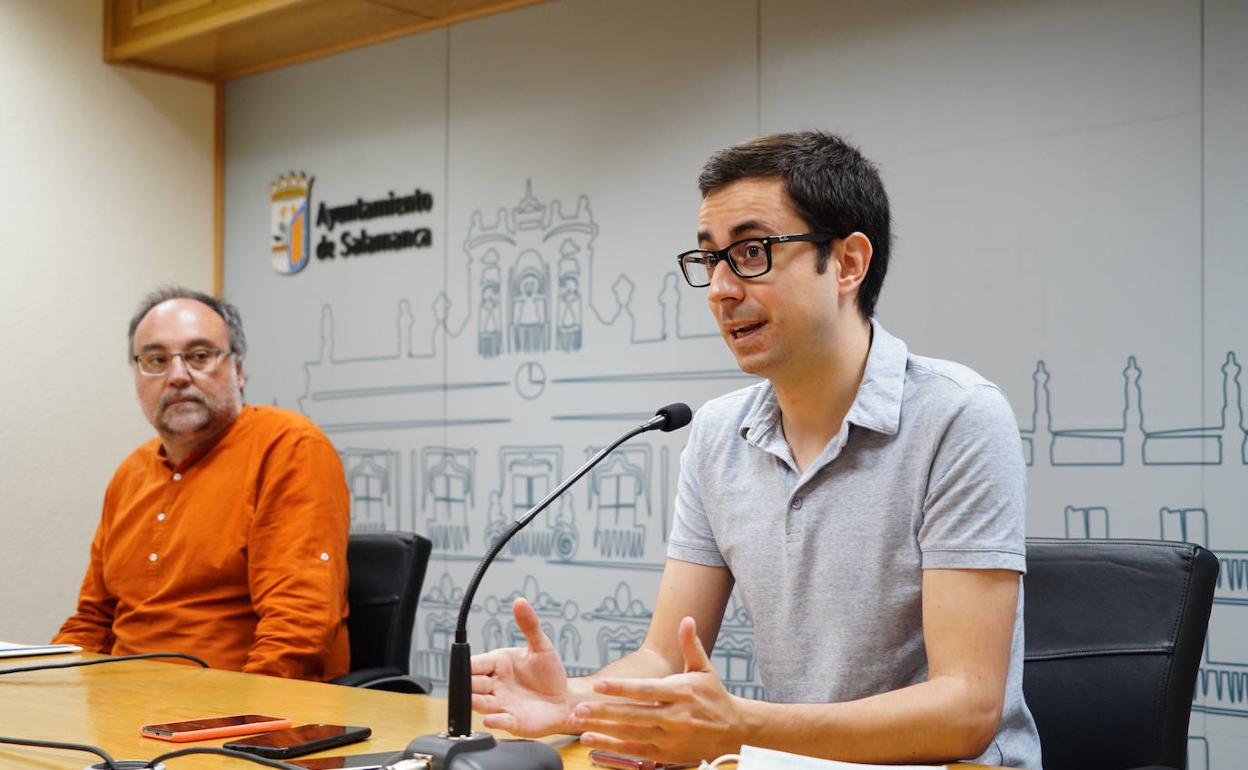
xmin=706 ymin=258 xmax=744 ymax=306
xmin=164 ymin=354 xmax=193 ymax=386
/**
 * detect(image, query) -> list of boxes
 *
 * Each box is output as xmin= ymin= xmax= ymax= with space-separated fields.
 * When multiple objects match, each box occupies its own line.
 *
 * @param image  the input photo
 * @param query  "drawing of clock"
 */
xmin=514 ymin=361 xmax=547 ymax=400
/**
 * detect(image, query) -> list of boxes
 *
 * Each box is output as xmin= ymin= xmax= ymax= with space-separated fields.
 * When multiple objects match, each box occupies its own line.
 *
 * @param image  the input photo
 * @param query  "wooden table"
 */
xmin=0 ymin=652 xmax=1004 ymax=769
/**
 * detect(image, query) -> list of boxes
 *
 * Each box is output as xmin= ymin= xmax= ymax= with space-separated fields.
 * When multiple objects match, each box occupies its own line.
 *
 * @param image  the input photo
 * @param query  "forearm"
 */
xmin=566 ymin=646 xmax=682 ymax=709
xmin=740 ymin=676 xmax=999 ymax=764
xmin=52 ymin=611 xmax=113 ymax=652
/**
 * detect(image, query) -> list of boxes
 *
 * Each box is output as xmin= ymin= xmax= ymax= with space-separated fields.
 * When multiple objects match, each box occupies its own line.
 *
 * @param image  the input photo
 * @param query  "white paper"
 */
xmin=0 ymin=641 xmax=82 ymax=659
xmin=738 ymin=745 xmax=943 ymax=770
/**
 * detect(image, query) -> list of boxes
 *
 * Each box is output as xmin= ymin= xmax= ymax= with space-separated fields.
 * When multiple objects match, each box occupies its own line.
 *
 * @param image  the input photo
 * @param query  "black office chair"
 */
xmin=330 ymin=531 xmax=434 ymax=694
xmin=1022 ymin=537 xmax=1218 ymax=770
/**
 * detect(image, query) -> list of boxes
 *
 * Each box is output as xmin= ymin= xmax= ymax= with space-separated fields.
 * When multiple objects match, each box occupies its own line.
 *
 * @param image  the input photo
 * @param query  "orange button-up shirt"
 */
xmin=55 ymin=405 xmax=350 ymax=681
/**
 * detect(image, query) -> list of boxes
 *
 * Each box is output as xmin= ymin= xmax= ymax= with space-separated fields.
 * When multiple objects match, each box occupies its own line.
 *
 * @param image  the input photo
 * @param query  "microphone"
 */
xmin=402 ymin=404 xmax=693 ymax=770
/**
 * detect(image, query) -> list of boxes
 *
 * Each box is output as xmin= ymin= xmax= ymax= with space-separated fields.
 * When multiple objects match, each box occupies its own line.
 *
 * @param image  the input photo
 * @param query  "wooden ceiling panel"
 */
xmin=105 ymin=0 xmax=548 ymax=81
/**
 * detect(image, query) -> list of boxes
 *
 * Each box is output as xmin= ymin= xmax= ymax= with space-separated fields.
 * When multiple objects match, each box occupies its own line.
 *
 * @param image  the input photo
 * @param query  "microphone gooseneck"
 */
xmin=410 ymin=403 xmax=691 ymax=770
xmin=445 ymin=403 xmax=692 ymax=737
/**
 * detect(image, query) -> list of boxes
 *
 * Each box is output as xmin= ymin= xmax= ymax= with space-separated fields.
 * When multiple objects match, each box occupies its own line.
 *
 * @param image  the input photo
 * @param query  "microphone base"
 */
xmin=404 ymin=731 xmax=562 ymax=770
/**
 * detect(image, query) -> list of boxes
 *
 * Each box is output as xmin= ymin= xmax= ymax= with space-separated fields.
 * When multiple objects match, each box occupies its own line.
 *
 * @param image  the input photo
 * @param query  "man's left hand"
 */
xmin=571 ymin=616 xmax=744 ymax=763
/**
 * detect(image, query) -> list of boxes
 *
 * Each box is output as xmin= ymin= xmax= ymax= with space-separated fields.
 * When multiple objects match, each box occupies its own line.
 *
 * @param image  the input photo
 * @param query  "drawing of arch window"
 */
xmin=486 ymin=447 xmax=578 ymax=560
xmin=590 ymin=446 xmax=651 ymax=559
xmin=420 ymin=447 xmax=476 ymax=552
xmin=559 ymin=624 xmax=582 ymax=662
xmin=341 ymin=449 xmax=399 ymax=531
xmin=481 ymin=615 xmax=506 ymax=652
xmin=504 ymin=448 xmax=559 ymax=517
xmin=478 ymin=254 xmax=503 ymax=359
xmin=555 ymin=244 xmax=583 ymax=352
xmin=508 ymin=250 xmax=550 ymax=354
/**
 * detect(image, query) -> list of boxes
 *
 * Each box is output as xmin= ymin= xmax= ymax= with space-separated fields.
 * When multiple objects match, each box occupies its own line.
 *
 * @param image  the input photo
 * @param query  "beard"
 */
xmin=156 ymin=391 xmax=235 ymax=437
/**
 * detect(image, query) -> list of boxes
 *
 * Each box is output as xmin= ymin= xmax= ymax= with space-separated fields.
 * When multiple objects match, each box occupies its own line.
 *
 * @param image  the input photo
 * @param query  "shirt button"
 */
xmin=156 ymin=512 xmax=166 ymax=522
xmin=149 ymin=553 xmax=158 ymax=562
xmin=172 ymin=473 xmax=182 ymax=481
xmin=791 ymin=497 xmax=803 ymax=510
xmin=320 ymin=552 xmax=330 ymax=561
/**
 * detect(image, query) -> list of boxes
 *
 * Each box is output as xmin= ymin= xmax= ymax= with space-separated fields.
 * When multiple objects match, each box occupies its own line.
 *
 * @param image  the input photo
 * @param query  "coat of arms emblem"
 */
xmin=270 ymin=172 xmax=314 ymax=275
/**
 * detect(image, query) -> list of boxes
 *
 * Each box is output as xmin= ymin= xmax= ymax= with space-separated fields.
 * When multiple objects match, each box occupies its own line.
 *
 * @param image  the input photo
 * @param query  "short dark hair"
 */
xmin=697 ymin=130 xmax=892 ymax=319
xmin=127 ymin=285 xmax=247 ymax=360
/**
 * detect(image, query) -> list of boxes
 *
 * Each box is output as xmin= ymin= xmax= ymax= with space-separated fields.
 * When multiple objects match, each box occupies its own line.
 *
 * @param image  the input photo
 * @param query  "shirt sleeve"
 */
xmin=918 ymin=384 xmax=1028 ymax=573
xmin=53 ymin=494 xmax=118 ymax=652
xmin=244 ymin=432 xmax=351 ymax=680
xmin=666 ymin=409 xmax=727 ymax=567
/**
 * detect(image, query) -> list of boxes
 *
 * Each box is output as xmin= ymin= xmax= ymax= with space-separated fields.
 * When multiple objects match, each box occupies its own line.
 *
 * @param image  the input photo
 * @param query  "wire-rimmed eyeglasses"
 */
xmin=133 ymin=348 xmax=232 ymax=377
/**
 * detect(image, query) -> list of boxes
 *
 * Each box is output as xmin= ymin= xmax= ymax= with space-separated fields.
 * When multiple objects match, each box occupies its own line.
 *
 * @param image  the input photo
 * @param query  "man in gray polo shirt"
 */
xmin=471 ymin=131 xmax=1041 ymax=768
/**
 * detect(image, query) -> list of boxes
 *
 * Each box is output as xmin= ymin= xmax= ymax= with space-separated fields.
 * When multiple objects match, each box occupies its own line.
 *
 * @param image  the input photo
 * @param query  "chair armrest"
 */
xmin=359 ymin=673 xmax=433 ymax=694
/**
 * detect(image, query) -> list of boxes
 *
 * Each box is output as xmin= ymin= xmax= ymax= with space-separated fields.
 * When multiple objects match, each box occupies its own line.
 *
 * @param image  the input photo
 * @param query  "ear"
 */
xmin=234 ymin=357 xmax=246 ymax=390
xmin=835 ymin=232 xmax=873 ymax=304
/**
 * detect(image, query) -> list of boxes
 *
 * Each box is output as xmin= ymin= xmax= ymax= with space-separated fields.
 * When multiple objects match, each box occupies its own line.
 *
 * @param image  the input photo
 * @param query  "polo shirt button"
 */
xmin=172 ymin=473 xmax=182 ymax=481
xmin=149 ymin=553 xmax=158 ymax=562
xmin=791 ymin=497 xmax=803 ymax=510
xmin=156 ymin=512 xmax=166 ymax=522
xmin=320 ymin=552 xmax=330 ymax=561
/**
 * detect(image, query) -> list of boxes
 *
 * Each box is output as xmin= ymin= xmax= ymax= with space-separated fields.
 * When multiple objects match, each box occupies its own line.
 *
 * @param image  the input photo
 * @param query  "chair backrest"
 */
xmin=346 ymin=531 xmax=433 ymax=674
xmin=1023 ymin=537 xmax=1218 ymax=770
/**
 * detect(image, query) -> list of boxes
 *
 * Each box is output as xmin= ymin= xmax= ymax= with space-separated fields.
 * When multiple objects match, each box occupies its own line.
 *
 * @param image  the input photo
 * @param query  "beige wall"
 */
xmin=0 ymin=1 xmax=214 ymax=641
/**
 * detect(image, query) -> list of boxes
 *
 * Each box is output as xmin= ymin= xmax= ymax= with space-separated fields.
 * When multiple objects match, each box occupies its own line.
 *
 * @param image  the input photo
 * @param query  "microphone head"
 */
xmin=655 ymin=402 xmax=692 ymax=432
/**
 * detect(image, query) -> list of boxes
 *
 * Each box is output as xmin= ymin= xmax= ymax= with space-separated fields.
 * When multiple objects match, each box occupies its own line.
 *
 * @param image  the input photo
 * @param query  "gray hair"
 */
xmin=127 ymin=285 xmax=247 ymax=360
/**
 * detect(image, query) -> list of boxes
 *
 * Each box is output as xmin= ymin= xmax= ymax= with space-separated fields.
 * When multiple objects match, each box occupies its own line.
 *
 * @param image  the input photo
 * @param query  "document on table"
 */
xmin=0 ymin=641 xmax=82 ymax=659
xmin=737 ymin=745 xmax=943 ymax=769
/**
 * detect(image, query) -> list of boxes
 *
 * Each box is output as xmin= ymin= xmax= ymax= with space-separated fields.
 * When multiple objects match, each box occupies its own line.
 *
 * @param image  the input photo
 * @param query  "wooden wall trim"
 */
xmin=213 ymin=81 xmax=224 ymax=297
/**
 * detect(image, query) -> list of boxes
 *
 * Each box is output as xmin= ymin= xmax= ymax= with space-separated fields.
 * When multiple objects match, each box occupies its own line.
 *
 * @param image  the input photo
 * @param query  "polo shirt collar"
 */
xmin=846 ymin=319 xmax=907 ymax=436
xmin=739 ymin=318 xmax=907 ymax=444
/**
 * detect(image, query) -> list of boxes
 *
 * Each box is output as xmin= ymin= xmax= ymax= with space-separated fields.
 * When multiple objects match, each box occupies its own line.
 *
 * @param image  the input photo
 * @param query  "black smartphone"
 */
xmin=282 ymin=751 xmax=404 ymax=770
xmin=221 ymin=723 xmax=371 ymax=759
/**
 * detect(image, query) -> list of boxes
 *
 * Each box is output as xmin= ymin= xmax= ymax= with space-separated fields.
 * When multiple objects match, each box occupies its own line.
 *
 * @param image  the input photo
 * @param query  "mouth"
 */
xmin=728 ymin=321 xmax=766 ymax=340
xmin=164 ymin=396 xmax=203 ymax=409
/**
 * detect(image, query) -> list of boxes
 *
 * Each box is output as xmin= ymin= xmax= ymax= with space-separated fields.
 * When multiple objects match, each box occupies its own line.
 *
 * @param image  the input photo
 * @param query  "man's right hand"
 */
xmin=470 ymin=596 xmax=575 ymax=736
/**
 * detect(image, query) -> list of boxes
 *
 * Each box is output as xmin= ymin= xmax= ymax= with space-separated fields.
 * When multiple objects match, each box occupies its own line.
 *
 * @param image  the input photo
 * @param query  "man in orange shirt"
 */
xmin=54 ymin=286 xmax=351 ymax=681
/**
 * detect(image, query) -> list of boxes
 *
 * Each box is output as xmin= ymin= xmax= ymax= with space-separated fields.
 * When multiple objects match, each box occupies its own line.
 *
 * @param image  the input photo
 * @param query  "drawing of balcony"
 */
xmin=1214 ymin=550 xmax=1248 ymax=606
xmin=1064 ymin=506 xmax=1110 ymax=538
xmin=415 ymin=611 xmax=454 ymax=684
xmin=341 ymin=448 xmax=400 ymax=531
xmin=479 ymin=575 xmax=581 ymax=661
xmin=1194 ymin=572 xmax=1248 ymax=718
xmin=589 ymin=447 xmax=651 ymax=560
xmin=714 ymin=633 xmax=764 ymax=699
xmin=597 ymin=625 xmax=646 ymax=664
xmin=484 ymin=447 xmax=579 ymax=560
xmin=421 ymin=447 xmax=476 ymax=552
xmin=1021 ymin=353 xmax=1247 ymax=467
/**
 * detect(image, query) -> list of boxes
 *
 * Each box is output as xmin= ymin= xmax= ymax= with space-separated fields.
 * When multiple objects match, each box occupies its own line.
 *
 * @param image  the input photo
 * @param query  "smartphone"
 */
xmin=589 ymin=749 xmax=695 ymax=770
xmin=283 ymin=751 xmax=405 ymax=770
xmin=222 ymin=723 xmax=372 ymax=758
xmin=139 ymin=714 xmax=292 ymax=742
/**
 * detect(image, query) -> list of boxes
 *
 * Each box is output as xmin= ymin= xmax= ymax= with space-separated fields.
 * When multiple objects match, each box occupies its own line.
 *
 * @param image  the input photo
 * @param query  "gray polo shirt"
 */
xmin=668 ymin=321 xmax=1041 ymax=769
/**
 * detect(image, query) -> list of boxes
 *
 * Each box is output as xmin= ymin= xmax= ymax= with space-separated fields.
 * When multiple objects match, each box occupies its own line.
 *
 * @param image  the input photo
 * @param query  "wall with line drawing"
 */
xmin=222 ymin=0 xmax=1248 ymax=763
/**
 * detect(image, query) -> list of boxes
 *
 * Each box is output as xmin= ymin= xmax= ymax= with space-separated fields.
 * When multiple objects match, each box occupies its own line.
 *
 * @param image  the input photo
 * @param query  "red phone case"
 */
xmin=139 ymin=714 xmax=293 ymax=742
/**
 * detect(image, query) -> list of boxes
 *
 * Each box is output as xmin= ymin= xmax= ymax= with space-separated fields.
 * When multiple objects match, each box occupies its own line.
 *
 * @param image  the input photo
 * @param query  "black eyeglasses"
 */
xmin=676 ymin=232 xmax=836 ymax=287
